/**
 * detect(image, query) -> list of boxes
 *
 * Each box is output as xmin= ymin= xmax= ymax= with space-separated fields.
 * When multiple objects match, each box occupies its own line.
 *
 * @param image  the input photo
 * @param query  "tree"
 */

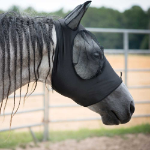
xmin=123 ymin=6 xmax=149 ymax=49
xmin=9 ymin=5 xmax=21 ymax=12
xmin=81 ymin=7 xmax=123 ymax=49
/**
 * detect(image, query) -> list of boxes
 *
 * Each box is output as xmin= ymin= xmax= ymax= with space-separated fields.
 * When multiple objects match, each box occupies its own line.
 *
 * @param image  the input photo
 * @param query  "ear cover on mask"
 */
xmin=73 ymin=30 xmax=104 ymax=79
xmin=64 ymin=1 xmax=91 ymax=30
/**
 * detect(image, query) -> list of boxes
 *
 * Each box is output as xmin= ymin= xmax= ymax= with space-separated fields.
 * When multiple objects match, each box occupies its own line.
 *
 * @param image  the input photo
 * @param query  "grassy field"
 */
xmin=0 ymin=124 xmax=150 ymax=149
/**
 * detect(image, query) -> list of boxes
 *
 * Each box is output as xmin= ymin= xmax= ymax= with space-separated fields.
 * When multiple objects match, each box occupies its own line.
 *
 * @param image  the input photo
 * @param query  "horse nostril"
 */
xmin=130 ymin=101 xmax=135 ymax=115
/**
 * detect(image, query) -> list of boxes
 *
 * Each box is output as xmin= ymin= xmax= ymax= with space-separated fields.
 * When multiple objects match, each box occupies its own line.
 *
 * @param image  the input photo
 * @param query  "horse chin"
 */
xmin=101 ymin=115 xmax=120 ymax=125
xmin=101 ymin=112 xmax=131 ymax=125
xmin=88 ymin=109 xmax=132 ymax=125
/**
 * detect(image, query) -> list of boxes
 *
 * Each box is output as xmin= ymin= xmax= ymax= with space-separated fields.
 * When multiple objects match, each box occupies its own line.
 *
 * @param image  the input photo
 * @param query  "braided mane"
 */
xmin=0 ymin=12 xmax=54 ymax=125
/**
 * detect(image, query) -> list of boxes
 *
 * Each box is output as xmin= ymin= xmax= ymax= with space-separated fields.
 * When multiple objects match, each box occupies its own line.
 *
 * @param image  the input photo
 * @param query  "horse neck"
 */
xmin=0 ymin=24 xmax=57 ymax=102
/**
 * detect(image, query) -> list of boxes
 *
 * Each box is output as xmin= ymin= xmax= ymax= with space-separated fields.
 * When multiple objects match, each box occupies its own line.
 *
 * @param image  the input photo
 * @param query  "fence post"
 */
xmin=124 ymin=32 xmax=129 ymax=86
xmin=43 ymin=84 xmax=49 ymax=141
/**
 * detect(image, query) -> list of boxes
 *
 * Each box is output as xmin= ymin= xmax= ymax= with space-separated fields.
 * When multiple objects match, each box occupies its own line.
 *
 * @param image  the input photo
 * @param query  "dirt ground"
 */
xmin=13 ymin=133 xmax=150 ymax=150
xmin=0 ymin=55 xmax=150 ymax=131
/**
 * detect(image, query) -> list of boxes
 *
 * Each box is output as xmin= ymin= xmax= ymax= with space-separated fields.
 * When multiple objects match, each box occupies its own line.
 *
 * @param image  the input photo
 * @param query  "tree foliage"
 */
xmin=0 ymin=5 xmax=149 ymax=49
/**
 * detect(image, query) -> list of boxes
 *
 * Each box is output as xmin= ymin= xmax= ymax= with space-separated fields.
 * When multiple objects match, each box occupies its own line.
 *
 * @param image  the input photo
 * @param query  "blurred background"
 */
xmin=0 ymin=0 xmax=150 ymax=150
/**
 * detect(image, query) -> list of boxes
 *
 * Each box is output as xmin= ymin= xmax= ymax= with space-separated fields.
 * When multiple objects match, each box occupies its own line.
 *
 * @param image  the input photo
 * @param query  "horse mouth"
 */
xmin=100 ymin=111 xmax=121 ymax=125
xmin=111 ymin=110 xmax=121 ymax=124
xmin=110 ymin=110 xmax=131 ymax=125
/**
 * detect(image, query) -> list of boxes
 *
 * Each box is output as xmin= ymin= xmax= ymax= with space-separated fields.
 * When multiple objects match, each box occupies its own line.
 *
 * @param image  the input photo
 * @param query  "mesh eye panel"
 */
xmin=73 ymin=30 xmax=104 ymax=80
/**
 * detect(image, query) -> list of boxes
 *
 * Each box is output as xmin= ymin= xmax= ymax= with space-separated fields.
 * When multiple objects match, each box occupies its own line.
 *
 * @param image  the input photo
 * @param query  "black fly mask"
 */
xmin=52 ymin=1 xmax=122 ymax=107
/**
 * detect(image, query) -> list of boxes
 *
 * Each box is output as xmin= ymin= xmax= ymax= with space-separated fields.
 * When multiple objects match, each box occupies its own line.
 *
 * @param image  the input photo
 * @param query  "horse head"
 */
xmin=52 ymin=1 xmax=135 ymax=125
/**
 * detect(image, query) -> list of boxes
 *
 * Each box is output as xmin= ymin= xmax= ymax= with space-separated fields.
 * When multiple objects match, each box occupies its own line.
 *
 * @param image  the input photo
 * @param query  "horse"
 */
xmin=0 ymin=1 xmax=134 ymax=126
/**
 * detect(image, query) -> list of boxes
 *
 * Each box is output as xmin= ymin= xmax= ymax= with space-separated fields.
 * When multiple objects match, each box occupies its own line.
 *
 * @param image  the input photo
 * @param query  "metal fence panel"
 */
xmin=0 ymin=28 xmax=150 ymax=141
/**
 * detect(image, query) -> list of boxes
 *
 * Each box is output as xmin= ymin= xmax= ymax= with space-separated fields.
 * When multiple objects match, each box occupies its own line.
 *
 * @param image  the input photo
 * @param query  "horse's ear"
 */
xmin=64 ymin=1 xmax=91 ymax=30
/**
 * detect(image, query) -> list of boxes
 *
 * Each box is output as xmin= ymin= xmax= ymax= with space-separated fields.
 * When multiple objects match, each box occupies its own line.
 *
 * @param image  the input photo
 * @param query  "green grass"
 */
xmin=0 ymin=124 xmax=150 ymax=149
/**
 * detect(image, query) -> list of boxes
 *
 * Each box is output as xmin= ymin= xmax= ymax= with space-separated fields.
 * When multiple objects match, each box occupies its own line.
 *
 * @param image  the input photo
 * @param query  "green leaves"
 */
xmin=0 ymin=5 xmax=149 ymax=49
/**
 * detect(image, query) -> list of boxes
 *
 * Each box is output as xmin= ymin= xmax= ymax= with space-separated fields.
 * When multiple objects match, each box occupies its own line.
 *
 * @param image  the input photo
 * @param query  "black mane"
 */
xmin=0 ymin=12 xmax=54 ymax=123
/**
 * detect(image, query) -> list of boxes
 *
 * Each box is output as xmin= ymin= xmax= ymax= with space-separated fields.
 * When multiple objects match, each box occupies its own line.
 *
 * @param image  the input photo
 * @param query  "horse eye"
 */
xmin=93 ymin=52 xmax=100 ymax=58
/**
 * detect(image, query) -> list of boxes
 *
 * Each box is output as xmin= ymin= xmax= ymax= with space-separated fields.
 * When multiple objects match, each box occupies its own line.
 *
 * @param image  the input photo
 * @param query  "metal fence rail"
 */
xmin=0 ymin=28 xmax=150 ymax=141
